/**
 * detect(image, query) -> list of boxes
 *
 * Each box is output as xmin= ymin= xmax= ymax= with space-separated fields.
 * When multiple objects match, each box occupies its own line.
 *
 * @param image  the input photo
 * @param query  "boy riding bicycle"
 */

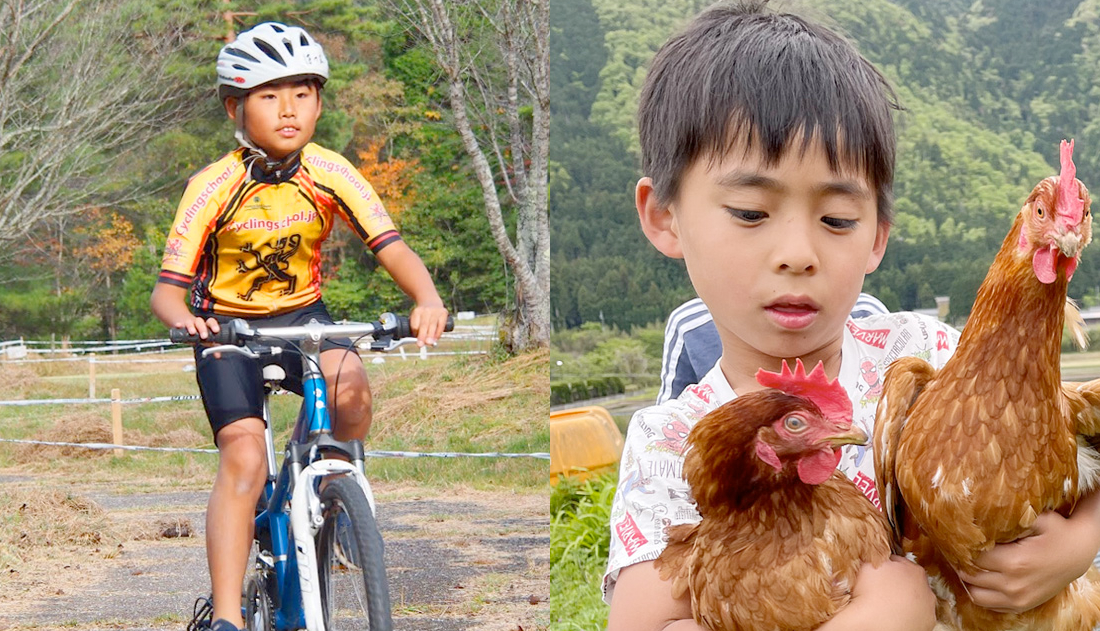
xmin=150 ymin=22 xmax=448 ymax=631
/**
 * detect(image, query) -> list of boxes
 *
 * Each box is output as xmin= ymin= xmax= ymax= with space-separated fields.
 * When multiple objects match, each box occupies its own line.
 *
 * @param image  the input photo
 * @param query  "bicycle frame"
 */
xmin=205 ymin=319 xmax=389 ymax=631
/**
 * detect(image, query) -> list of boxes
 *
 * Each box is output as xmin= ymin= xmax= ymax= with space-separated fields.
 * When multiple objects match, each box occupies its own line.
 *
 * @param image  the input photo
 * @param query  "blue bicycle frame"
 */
xmin=232 ymin=322 xmax=377 ymax=631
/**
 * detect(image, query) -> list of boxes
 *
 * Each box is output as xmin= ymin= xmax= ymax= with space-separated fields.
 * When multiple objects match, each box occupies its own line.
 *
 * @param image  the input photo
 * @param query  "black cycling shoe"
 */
xmin=210 ymin=619 xmax=241 ymax=631
xmin=186 ymin=596 xmax=214 ymax=631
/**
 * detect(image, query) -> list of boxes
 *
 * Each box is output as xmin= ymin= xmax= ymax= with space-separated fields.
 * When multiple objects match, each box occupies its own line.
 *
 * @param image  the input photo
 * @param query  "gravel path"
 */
xmin=0 ymin=476 xmax=548 ymax=631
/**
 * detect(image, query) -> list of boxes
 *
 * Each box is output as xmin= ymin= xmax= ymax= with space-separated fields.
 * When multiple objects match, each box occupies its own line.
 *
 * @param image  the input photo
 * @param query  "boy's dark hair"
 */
xmin=638 ymin=0 xmax=900 ymax=223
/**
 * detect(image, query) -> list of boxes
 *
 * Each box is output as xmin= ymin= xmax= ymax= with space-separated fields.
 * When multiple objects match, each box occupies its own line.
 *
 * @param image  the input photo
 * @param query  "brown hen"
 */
xmin=656 ymin=360 xmax=892 ymax=630
xmin=874 ymin=140 xmax=1100 ymax=630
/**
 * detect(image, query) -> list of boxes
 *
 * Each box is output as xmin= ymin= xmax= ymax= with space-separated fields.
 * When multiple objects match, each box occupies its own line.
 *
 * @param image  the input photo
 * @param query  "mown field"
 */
xmin=0 ymin=327 xmax=550 ymax=576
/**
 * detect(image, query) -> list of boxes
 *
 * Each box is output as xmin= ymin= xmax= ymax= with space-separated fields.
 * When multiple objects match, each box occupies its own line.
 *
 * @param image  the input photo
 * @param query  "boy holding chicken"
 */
xmin=603 ymin=1 xmax=1100 ymax=629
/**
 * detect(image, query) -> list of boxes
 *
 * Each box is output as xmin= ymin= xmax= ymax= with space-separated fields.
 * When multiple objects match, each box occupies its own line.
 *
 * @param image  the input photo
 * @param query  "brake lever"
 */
xmin=367 ymin=336 xmax=419 ymax=352
xmin=201 ymin=345 xmax=284 ymax=360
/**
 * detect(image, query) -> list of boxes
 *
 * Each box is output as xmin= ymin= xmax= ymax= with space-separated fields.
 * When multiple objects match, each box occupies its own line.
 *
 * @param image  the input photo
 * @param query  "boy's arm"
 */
xmin=606 ymin=561 xmax=699 ymax=631
xmin=608 ymin=556 xmax=936 ymax=631
xmin=957 ymin=488 xmax=1100 ymax=611
xmin=818 ymin=556 xmax=937 ymax=630
xmin=373 ymin=241 xmax=448 ymax=346
xmin=150 ymin=283 xmax=220 ymax=338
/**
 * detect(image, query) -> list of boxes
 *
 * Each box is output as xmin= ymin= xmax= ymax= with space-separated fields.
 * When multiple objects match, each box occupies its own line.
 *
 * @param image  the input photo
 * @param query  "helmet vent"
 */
xmin=254 ymin=39 xmax=287 ymax=66
xmin=232 ymin=64 xmax=248 ymax=71
xmin=225 ymin=48 xmax=260 ymax=63
xmin=271 ymin=24 xmax=285 ymax=33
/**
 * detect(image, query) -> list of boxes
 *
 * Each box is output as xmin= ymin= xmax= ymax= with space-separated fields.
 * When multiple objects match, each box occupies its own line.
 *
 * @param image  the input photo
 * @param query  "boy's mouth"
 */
xmin=764 ymin=296 xmax=820 ymax=330
xmin=277 ymin=126 xmax=299 ymax=138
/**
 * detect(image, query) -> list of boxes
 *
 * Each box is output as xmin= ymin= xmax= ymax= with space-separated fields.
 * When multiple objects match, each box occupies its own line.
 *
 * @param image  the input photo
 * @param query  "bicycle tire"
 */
xmin=316 ymin=475 xmax=392 ymax=631
xmin=243 ymin=571 xmax=273 ymax=631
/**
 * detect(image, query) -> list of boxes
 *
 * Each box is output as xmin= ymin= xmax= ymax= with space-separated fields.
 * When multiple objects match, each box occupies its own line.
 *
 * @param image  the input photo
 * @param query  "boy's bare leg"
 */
xmin=208 ymin=417 xmax=268 ymax=628
xmin=321 ymin=348 xmax=372 ymax=440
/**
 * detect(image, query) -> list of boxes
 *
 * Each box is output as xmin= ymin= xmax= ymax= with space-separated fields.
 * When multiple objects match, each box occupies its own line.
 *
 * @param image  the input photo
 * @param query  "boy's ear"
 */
xmin=864 ymin=221 xmax=891 ymax=273
xmin=224 ymin=97 xmax=239 ymax=121
xmin=636 ymin=177 xmax=683 ymax=259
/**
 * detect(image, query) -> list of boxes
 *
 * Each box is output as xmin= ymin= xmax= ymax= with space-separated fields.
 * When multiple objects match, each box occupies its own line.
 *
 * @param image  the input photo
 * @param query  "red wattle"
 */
xmin=797 ymin=449 xmax=841 ymax=485
xmin=1033 ymin=246 xmax=1058 ymax=284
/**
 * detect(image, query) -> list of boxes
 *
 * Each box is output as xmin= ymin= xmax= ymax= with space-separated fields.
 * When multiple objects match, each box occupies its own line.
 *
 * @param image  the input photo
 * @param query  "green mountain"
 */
xmin=551 ymin=0 xmax=1100 ymax=329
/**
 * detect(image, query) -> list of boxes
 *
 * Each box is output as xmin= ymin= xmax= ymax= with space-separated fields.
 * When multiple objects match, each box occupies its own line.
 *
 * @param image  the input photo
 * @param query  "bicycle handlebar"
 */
xmin=169 ymin=313 xmax=455 ymax=347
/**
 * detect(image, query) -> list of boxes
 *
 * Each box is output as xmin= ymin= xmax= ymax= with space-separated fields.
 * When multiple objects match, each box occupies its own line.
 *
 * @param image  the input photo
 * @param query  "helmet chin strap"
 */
xmin=235 ymin=98 xmax=303 ymax=179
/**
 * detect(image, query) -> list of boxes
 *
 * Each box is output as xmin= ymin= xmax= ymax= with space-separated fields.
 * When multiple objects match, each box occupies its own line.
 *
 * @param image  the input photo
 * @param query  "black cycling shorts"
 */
xmin=193 ymin=301 xmax=359 ymax=437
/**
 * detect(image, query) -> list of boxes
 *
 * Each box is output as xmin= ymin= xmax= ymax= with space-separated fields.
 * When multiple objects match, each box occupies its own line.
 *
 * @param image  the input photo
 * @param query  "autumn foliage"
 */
xmin=357 ymin=139 xmax=421 ymax=217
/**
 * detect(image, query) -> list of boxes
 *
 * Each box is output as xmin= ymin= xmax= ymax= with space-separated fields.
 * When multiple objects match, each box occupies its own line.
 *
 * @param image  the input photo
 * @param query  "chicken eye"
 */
xmin=783 ymin=415 xmax=809 ymax=433
xmin=1036 ymin=205 xmax=1045 ymax=218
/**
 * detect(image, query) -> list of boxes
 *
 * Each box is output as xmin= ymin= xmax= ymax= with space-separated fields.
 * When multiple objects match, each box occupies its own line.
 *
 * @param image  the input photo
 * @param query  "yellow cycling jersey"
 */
xmin=158 ymin=144 xmax=401 ymax=316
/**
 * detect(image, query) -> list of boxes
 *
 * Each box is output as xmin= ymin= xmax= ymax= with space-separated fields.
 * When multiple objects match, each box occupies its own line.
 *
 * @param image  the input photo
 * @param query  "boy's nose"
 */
xmin=773 ymin=220 xmax=819 ymax=273
xmin=279 ymin=96 xmax=296 ymax=117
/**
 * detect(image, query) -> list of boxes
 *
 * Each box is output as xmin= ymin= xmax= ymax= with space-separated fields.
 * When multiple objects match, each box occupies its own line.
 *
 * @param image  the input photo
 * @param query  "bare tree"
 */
xmin=387 ymin=0 xmax=550 ymax=352
xmin=0 ymin=0 xmax=194 ymax=252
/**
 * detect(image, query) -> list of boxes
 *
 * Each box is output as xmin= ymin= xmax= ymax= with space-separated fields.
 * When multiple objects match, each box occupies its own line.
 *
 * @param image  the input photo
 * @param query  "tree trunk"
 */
xmin=394 ymin=0 xmax=551 ymax=352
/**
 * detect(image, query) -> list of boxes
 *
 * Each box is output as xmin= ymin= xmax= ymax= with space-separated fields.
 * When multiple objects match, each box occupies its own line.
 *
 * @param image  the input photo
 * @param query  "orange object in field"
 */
xmin=550 ymin=406 xmax=624 ymax=483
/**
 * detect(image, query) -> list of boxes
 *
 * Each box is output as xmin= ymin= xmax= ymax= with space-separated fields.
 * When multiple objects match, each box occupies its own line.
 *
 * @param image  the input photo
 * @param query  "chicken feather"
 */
xmin=874 ymin=140 xmax=1100 ymax=630
xmin=657 ymin=360 xmax=891 ymax=630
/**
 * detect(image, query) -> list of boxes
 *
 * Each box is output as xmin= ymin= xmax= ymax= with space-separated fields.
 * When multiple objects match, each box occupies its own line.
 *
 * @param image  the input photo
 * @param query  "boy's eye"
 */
xmin=726 ymin=208 xmax=767 ymax=223
xmin=822 ymin=216 xmax=858 ymax=230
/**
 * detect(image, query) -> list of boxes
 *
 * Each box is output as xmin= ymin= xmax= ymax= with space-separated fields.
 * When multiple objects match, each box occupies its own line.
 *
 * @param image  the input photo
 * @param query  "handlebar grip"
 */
xmin=169 ymin=328 xmax=202 ymax=344
xmin=390 ymin=315 xmax=454 ymax=337
xmin=169 ymin=320 xmax=243 ymax=345
xmin=394 ymin=315 xmax=413 ymax=339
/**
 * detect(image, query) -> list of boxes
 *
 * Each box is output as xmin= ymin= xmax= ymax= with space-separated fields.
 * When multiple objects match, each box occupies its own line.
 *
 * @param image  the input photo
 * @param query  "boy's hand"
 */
xmin=957 ymin=500 xmax=1100 ymax=612
xmin=409 ymin=304 xmax=448 ymax=347
xmin=176 ymin=315 xmax=221 ymax=342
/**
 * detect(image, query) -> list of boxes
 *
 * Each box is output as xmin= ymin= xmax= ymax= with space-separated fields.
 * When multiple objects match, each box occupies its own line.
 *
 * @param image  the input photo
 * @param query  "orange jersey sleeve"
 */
xmin=158 ymin=152 xmax=247 ymax=289
xmin=301 ymin=144 xmax=401 ymax=254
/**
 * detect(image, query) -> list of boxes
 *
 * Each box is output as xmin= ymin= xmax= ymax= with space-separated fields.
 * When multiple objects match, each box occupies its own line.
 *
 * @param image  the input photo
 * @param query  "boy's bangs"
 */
xmin=698 ymin=28 xmax=896 ymax=194
xmin=639 ymin=3 xmax=899 ymax=219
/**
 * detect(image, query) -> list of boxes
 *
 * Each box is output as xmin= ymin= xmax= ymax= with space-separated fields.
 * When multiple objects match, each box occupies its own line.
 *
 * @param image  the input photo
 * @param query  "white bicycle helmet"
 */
xmin=217 ymin=22 xmax=329 ymax=100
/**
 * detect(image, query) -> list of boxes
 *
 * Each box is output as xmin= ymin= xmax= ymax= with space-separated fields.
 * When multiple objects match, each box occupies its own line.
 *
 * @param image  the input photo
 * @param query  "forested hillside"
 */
xmin=551 ymin=0 xmax=1100 ymax=330
xmin=0 ymin=0 xmax=509 ymax=340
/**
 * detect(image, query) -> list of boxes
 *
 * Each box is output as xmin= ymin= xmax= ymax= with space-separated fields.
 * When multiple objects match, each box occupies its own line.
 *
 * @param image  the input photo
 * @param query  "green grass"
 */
xmin=550 ymin=473 xmax=616 ymax=631
xmin=0 ymin=346 xmax=548 ymax=490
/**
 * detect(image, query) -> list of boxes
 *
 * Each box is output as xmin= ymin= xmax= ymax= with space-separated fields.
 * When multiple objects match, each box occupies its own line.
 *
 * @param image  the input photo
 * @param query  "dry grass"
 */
xmin=0 ymin=364 xmax=42 ymax=399
xmin=369 ymin=349 xmax=549 ymax=445
xmin=0 ymin=488 xmax=123 ymax=571
xmin=15 ymin=412 xmax=116 ymax=460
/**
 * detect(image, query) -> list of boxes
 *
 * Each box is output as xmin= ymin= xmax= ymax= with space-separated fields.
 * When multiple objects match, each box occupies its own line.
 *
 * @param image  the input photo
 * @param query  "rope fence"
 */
xmin=0 ymin=437 xmax=550 ymax=460
xmin=1 ymin=325 xmax=498 ymax=359
xmin=0 ymin=320 xmax=545 ymax=461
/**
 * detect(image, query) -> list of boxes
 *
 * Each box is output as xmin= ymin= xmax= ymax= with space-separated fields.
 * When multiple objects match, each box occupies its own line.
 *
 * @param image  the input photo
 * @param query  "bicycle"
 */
xmin=172 ymin=313 xmax=451 ymax=631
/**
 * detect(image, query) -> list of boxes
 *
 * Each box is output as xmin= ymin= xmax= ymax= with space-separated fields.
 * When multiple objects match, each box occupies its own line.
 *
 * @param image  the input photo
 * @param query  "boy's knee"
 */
xmin=215 ymin=419 xmax=268 ymax=491
xmin=329 ymin=361 xmax=372 ymax=405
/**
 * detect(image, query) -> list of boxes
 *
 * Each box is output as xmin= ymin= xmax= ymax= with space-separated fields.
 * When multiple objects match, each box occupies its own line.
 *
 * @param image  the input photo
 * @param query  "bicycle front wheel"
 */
xmin=316 ymin=475 xmax=392 ymax=631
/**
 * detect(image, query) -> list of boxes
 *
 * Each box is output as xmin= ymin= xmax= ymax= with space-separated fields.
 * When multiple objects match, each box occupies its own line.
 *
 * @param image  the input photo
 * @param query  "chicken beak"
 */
xmin=822 ymin=426 xmax=868 ymax=448
xmin=1055 ymin=226 xmax=1084 ymax=258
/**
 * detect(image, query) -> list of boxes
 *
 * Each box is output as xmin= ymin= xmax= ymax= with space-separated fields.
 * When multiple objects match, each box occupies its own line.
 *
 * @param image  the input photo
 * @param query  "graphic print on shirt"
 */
xmin=858 ymin=357 xmax=884 ymax=409
xmin=158 ymin=144 xmax=402 ymax=317
xmin=236 ymin=234 xmax=301 ymax=300
xmin=647 ymin=419 xmax=691 ymax=455
xmin=620 ymin=458 xmax=656 ymax=497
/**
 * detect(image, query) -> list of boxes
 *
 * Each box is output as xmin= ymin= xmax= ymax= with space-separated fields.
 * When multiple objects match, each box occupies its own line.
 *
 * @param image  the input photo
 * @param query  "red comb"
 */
xmin=755 ymin=359 xmax=853 ymax=426
xmin=1058 ymin=139 xmax=1084 ymax=224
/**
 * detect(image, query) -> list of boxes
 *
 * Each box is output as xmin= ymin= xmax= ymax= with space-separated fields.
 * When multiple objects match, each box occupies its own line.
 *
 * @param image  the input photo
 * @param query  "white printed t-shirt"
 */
xmin=602 ymin=312 xmax=960 ymax=603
